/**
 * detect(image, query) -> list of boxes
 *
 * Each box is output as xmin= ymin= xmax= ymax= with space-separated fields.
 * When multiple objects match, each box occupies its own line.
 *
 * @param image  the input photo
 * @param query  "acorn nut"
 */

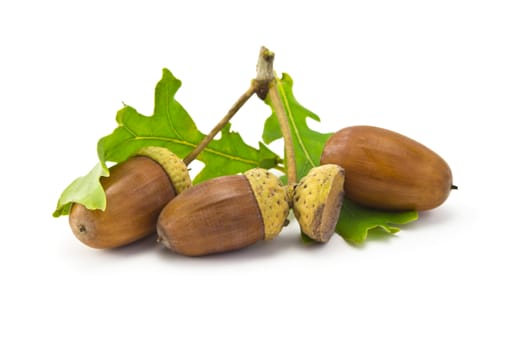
xmin=292 ymin=164 xmax=345 ymax=242
xmin=68 ymin=146 xmax=191 ymax=249
xmin=320 ymin=125 xmax=455 ymax=211
xmin=157 ymin=168 xmax=290 ymax=256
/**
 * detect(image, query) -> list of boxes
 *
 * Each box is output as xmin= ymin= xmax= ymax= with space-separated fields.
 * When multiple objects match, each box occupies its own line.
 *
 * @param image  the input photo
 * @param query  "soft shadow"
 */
xmin=155 ymin=231 xmax=327 ymax=263
xmin=96 ymin=234 xmax=158 ymax=257
xmin=399 ymin=206 xmax=455 ymax=232
xmin=350 ymin=206 xmax=457 ymax=250
xmin=423 ymin=207 xmax=456 ymax=224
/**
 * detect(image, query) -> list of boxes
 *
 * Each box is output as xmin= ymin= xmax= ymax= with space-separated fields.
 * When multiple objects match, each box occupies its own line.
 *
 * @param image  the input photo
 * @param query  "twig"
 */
xmin=183 ymin=48 xmax=274 ymax=165
xmin=257 ymin=46 xmax=297 ymax=184
xmin=183 ymin=83 xmax=256 ymax=165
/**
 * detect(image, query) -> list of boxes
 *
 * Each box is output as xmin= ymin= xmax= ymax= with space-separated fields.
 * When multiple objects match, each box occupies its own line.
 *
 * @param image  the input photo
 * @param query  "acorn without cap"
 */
xmin=292 ymin=164 xmax=345 ymax=242
xmin=68 ymin=146 xmax=191 ymax=249
xmin=320 ymin=126 xmax=455 ymax=211
xmin=157 ymin=168 xmax=290 ymax=256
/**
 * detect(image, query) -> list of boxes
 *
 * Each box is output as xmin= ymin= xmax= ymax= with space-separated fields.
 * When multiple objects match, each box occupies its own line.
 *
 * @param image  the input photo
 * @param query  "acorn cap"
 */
xmin=293 ymin=164 xmax=345 ymax=242
xmin=244 ymin=168 xmax=290 ymax=240
xmin=136 ymin=146 xmax=191 ymax=194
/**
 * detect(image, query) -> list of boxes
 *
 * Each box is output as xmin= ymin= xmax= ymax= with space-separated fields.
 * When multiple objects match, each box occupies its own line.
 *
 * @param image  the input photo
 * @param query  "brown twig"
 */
xmin=257 ymin=46 xmax=297 ymax=184
xmin=183 ymin=83 xmax=256 ymax=165
xmin=183 ymin=47 xmax=276 ymax=166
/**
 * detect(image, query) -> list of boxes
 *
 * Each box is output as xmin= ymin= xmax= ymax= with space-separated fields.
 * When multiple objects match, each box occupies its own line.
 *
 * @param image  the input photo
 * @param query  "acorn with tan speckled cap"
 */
xmin=69 ymin=146 xmax=191 ymax=249
xmin=293 ymin=164 xmax=345 ymax=243
xmin=156 ymin=168 xmax=290 ymax=256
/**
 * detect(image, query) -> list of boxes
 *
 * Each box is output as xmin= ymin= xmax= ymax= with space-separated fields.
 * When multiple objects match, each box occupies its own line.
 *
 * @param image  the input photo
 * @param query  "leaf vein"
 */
xmin=277 ymin=80 xmax=315 ymax=168
xmin=134 ymin=136 xmax=259 ymax=165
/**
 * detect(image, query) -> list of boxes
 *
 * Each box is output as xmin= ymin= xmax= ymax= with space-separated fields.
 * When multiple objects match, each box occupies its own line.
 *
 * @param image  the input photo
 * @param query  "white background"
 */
xmin=1 ymin=0 xmax=524 ymax=349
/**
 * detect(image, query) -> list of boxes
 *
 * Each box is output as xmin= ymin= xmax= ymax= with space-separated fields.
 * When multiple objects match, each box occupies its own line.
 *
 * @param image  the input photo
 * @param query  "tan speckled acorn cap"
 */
xmin=293 ymin=164 xmax=345 ymax=242
xmin=136 ymin=146 xmax=191 ymax=194
xmin=244 ymin=168 xmax=290 ymax=240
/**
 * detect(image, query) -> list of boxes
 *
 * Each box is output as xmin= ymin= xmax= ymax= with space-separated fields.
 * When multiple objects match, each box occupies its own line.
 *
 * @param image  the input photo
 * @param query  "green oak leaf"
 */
xmin=97 ymin=68 xmax=279 ymax=178
xmin=263 ymin=72 xmax=418 ymax=243
xmin=54 ymin=68 xmax=279 ymax=217
xmin=192 ymin=124 xmax=279 ymax=184
xmin=263 ymin=73 xmax=332 ymax=181
xmin=53 ymin=163 xmax=107 ymax=217
xmin=336 ymin=199 xmax=418 ymax=245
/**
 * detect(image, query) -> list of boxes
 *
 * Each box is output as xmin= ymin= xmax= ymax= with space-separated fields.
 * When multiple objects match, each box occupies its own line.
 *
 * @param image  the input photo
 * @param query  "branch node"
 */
xmin=254 ymin=46 xmax=275 ymax=99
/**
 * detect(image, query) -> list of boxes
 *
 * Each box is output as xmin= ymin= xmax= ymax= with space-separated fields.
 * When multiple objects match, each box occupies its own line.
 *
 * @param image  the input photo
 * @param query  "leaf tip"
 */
xmin=280 ymin=72 xmax=293 ymax=85
xmin=160 ymin=68 xmax=181 ymax=86
xmin=52 ymin=202 xmax=72 ymax=218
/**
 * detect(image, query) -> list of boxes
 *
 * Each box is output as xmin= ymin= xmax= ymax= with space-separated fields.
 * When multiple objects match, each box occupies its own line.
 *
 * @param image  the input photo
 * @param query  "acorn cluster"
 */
xmin=69 ymin=124 xmax=454 ymax=256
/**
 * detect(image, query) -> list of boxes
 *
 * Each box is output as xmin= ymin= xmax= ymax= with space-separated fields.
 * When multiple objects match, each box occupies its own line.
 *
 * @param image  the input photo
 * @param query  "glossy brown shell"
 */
xmin=320 ymin=126 xmax=453 ymax=211
xmin=69 ymin=157 xmax=176 ymax=248
xmin=157 ymin=175 xmax=265 ymax=256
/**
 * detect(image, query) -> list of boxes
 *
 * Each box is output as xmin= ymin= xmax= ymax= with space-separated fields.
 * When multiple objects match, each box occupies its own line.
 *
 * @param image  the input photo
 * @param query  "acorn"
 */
xmin=157 ymin=168 xmax=290 ymax=256
xmin=320 ymin=125 xmax=455 ymax=211
xmin=69 ymin=146 xmax=191 ymax=249
xmin=292 ymin=164 xmax=345 ymax=242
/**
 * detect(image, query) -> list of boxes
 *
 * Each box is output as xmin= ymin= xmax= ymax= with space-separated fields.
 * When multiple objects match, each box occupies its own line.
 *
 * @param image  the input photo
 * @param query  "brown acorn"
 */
xmin=292 ymin=164 xmax=345 ymax=242
xmin=69 ymin=147 xmax=191 ymax=249
xmin=157 ymin=168 xmax=290 ymax=256
xmin=320 ymin=126 xmax=455 ymax=211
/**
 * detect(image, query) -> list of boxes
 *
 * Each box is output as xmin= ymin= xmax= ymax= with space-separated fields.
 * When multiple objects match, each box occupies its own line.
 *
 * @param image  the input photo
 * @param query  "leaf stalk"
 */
xmin=267 ymin=79 xmax=297 ymax=184
xmin=256 ymin=47 xmax=297 ymax=184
